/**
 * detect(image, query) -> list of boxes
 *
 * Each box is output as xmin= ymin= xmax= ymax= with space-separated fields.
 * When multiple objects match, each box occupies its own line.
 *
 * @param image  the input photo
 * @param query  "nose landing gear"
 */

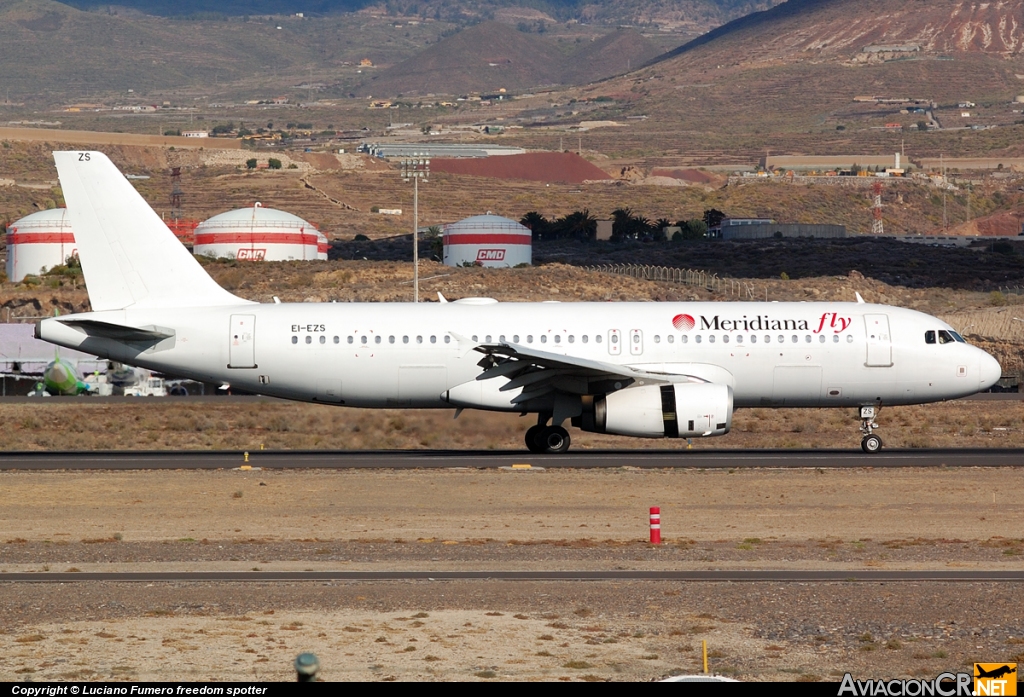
xmin=859 ymin=405 xmax=882 ymax=453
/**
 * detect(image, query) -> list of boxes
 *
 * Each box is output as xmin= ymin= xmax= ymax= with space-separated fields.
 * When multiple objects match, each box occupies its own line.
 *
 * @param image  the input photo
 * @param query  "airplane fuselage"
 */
xmin=38 ymin=300 xmax=1000 ymax=411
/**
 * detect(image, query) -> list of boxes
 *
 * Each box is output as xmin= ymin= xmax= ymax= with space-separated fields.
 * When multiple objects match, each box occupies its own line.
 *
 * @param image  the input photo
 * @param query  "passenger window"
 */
xmin=403 ymin=336 xmax=409 ymax=344
xmin=653 ymin=335 xmax=660 ymax=343
xmin=938 ymin=330 xmax=955 ymax=344
xmin=430 ymin=336 xmax=436 ymax=344
xmin=779 ymin=335 xmax=785 ymax=343
xmin=667 ymin=335 xmax=674 ymax=344
xmin=722 ymin=335 xmax=729 ymax=344
xmin=833 ymin=335 xmax=839 ymax=343
xmin=818 ymin=335 xmax=825 ymax=344
xmin=512 ymin=335 xmax=519 ymax=343
xmin=374 ymin=336 xmax=381 ymax=344
xmin=486 ymin=335 xmax=492 ymax=343
xmin=417 ymin=336 xmax=423 ymax=344
xmin=805 ymin=335 xmax=812 ymax=343
xmin=541 ymin=335 xmax=548 ymax=343
xmin=320 ymin=335 xmax=326 ymax=344
xmin=291 ymin=336 xmax=298 ymax=344
xmin=595 ymin=335 xmax=602 ymax=344
xmin=925 ymin=330 xmax=936 ymax=344
xmin=361 ymin=336 xmax=367 ymax=344
xmin=554 ymin=335 xmax=561 ymax=344
xmin=444 ymin=335 xmax=451 ymax=344
xmin=568 ymin=335 xmax=575 ymax=343
xmin=333 ymin=336 xmax=339 ymax=344
xmin=764 ymin=335 xmax=770 ymax=343
xmin=389 ymin=336 xmax=395 ymax=344
xmin=846 ymin=335 xmax=854 ymax=343
xmin=709 ymin=335 xmax=716 ymax=343
xmin=736 ymin=335 xmax=743 ymax=344
xmin=695 ymin=335 xmax=702 ymax=344
xmin=306 ymin=336 xmax=312 ymax=344
xmin=750 ymin=335 xmax=756 ymax=344
xmin=582 ymin=335 xmax=588 ymax=344
xmin=348 ymin=336 xmax=354 ymax=344
xmin=680 ymin=335 xmax=686 ymax=344
xmin=499 ymin=335 xmax=505 ymax=342
xmin=527 ymin=335 xmax=534 ymax=343
xmin=791 ymin=335 xmax=797 ymax=343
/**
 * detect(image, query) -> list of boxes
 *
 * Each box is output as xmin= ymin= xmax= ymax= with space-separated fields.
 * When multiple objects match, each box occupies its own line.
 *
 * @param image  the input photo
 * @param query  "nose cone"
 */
xmin=979 ymin=351 xmax=1002 ymax=391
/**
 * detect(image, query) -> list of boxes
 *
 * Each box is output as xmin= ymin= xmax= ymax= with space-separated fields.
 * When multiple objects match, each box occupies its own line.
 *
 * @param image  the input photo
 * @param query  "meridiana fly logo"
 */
xmin=670 ymin=312 xmax=853 ymax=333
xmin=672 ymin=314 xmax=695 ymax=331
xmin=974 ymin=663 xmax=1016 ymax=696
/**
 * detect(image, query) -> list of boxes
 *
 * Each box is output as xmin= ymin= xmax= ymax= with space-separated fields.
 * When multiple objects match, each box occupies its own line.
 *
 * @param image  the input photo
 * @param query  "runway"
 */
xmin=1 ymin=448 xmax=1023 ymax=470
xmin=2 ymin=570 xmax=1023 ymax=583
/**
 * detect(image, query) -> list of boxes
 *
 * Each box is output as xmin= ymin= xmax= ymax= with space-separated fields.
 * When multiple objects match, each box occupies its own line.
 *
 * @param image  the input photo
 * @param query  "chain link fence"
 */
xmin=586 ymin=264 xmax=764 ymax=299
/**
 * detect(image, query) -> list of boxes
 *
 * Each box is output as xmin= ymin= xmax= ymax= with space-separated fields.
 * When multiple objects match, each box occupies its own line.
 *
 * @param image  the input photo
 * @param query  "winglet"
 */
xmin=855 ymin=292 xmax=865 ymax=304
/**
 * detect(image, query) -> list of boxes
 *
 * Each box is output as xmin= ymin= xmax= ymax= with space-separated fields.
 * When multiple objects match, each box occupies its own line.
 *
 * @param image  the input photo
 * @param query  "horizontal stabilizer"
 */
xmin=58 ymin=319 xmax=173 ymax=343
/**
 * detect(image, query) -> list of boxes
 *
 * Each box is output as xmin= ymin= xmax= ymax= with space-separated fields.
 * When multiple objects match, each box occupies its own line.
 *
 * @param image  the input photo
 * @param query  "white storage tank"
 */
xmin=5 ymin=209 xmax=76 ymax=282
xmin=193 ymin=203 xmax=323 ymax=261
xmin=442 ymin=213 xmax=532 ymax=268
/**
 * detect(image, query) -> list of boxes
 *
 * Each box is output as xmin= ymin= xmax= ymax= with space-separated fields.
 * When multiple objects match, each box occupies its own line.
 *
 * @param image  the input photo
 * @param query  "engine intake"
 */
xmin=575 ymin=383 xmax=733 ymax=438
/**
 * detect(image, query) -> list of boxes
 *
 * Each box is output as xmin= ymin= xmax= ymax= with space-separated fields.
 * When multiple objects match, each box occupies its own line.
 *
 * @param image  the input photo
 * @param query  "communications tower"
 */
xmin=871 ymin=180 xmax=884 ymax=235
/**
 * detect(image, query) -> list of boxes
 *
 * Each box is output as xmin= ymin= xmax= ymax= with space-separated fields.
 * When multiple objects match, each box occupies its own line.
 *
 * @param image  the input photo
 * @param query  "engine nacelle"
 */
xmin=575 ymin=383 xmax=732 ymax=438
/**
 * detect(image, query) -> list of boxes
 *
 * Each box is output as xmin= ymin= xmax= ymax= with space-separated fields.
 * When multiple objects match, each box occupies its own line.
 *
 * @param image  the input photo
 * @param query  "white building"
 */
xmin=5 ymin=209 xmax=76 ymax=282
xmin=193 ymin=203 xmax=326 ymax=261
xmin=443 ymin=214 xmax=531 ymax=268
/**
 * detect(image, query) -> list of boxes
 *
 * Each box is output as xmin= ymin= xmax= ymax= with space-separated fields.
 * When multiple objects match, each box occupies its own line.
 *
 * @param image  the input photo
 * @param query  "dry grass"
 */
xmin=1 ymin=398 xmax=1022 ymax=451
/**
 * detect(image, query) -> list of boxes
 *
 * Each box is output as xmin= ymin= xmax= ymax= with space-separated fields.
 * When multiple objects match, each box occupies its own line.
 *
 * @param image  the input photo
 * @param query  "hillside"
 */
xmin=657 ymin=0 xmax=1024 ymax=64
xmin=354 ymin=23 xmax=662 ymax=96
xmin=59 ymin=0 xmax=783 ymax=28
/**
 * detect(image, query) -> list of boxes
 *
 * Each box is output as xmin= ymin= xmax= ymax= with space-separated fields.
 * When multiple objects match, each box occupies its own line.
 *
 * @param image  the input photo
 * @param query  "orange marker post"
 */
xmin=649 ymin=506 xmax=661 ymax=544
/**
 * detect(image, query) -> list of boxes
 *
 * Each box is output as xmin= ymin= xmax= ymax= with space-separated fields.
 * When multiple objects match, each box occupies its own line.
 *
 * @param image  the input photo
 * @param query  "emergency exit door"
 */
xmin=229 ymin=314 xmax=257 ymax=368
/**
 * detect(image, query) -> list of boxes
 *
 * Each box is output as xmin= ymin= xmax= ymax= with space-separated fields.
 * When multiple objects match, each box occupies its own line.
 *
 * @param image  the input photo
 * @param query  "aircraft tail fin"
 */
xmin=53 ymin=151 xmax=250 ymax=311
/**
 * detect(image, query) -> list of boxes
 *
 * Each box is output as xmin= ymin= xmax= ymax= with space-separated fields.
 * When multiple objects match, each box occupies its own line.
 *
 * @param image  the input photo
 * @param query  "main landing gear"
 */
xmin=525 ymin=413 xmax=571 ymax=454
xmin=859 ymin=405 xmax=883 ymax=453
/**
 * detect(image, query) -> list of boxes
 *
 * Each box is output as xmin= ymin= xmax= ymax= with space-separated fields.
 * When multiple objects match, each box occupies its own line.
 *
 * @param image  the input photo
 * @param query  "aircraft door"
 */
xmin=629 ymin=329 xmax=643 ymax=356
xmin=608 ymin=329 xmax=621 ymax=356
xmin=228 ymin=314 xmax=257 ymax=368
xmin=864 ymin=314 xmax=893 ymax=367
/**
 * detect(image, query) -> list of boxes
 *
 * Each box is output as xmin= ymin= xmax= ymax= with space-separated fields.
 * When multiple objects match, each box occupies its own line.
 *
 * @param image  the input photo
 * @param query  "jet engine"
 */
xmin=574 ymin=383 xmax=732 ymax=438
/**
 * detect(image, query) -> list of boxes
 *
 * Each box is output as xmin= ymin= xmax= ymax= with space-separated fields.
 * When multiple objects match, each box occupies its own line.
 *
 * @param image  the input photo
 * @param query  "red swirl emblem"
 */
xmin=672 ymin=314 xmax=695 ymax=331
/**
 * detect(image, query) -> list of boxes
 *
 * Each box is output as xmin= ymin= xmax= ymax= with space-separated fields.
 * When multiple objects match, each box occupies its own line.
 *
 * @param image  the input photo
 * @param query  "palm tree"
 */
xmin=520 ymin=211 xmax=549 ymax=240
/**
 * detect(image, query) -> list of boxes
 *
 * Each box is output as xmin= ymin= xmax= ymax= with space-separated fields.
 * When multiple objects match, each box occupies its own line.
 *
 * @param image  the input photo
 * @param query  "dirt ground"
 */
xmin=1 ymin=398 xmax=1023 ymax=451
xmin=1 ymin=467 xmax=1023 ymax=681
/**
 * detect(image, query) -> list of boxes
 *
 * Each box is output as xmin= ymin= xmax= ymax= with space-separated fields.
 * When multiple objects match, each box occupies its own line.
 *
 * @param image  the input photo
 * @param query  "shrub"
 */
xmin=267 ymin=158 xmax=282 ymax=170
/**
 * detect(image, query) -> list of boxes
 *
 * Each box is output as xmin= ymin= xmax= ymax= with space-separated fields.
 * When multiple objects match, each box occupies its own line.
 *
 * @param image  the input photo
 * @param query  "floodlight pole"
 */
xmin=401 ymin=154 xmax=429 ymax=302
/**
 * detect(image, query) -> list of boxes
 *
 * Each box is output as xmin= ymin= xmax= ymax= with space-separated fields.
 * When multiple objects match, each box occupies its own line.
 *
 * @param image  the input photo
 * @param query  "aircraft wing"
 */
xmin=473 ymin=341 xmax=702 ymax=404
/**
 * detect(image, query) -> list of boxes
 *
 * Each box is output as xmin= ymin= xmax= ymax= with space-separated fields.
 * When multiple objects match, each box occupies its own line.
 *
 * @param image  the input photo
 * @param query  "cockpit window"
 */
xmin=938 ymin=330 xmax=956 ymax=344
xmin=949 ymin=331 xmax=966 ymax=343
xmin=925 ymin=330 xmax=936 ymax=344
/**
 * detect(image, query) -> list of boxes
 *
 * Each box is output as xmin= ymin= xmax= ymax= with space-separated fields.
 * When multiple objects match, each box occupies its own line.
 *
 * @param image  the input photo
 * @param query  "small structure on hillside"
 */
xmin=443 ymin=214 xmax=531 ymax=268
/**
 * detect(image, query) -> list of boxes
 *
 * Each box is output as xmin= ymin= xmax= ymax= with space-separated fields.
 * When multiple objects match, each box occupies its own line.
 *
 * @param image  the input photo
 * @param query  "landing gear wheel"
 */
xmin=861 ymin=434 xmax=883 ymax=453
xmin=525 ymin=425 xmax=546 ymax=453
xmin=540 ymin=426 xmax=571 ymax=454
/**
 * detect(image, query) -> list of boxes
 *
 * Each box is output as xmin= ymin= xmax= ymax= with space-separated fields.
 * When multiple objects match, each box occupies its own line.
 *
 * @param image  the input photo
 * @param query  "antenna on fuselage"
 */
xmin=855 ymin=292 xmax=866 ymax=304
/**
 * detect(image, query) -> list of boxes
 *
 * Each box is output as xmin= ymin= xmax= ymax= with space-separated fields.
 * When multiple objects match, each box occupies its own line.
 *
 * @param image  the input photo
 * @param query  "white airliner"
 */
xmin=36 ymin=152 xmax=1001 ymax=453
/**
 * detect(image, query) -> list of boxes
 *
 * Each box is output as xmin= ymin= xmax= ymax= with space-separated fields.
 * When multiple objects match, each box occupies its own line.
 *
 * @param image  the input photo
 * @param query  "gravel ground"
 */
xmin=2 ymin=467 xmax=1023 ymax=681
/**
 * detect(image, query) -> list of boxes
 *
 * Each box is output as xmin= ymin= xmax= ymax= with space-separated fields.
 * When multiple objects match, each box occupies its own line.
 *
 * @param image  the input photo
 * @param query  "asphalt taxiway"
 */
xmin=1 ymin=448 xmax=1023 ymax=470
